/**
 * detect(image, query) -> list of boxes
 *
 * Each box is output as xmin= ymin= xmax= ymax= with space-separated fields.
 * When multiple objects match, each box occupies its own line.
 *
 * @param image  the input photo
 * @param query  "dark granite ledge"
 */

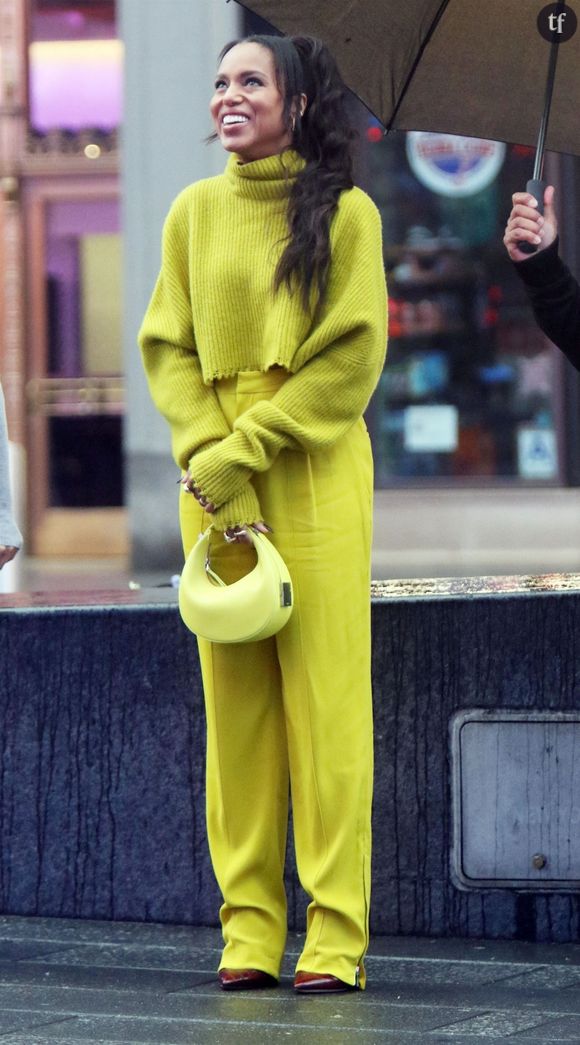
xmin=2 ymin=571 xmax=580 ymax=614
xmin=0 ymin=588 xmax=179 ymax=613
xmin=371 ymin=572 xmax=580 ymax=602
xmin=3 ymin=571 xmax=580 ymax=943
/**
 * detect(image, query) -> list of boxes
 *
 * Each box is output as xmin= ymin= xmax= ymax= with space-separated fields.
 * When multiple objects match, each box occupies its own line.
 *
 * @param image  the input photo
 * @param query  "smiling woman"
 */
xmin=210 ymin=42 xmax=305 ymax=163
xmin=138 ymin=32 xmax=387 ymax=997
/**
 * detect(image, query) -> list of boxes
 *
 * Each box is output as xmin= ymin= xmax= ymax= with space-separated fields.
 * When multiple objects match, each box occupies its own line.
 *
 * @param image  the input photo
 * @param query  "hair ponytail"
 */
xmin=276 ymin=35 xmax=356 ymax=308
xmin=218 ymin=34 xmax=356 ymax=308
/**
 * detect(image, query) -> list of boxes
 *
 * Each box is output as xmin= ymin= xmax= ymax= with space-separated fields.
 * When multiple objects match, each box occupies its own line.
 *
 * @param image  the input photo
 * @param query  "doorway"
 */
xmin=25 ymin=178 xmax=127 ymax=556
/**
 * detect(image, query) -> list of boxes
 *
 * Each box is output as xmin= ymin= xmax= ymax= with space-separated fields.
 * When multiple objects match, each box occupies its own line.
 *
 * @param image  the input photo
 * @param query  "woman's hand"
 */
xmin=0 ymin=545 xmax=18 ymax=568
xmin=504 ymin=185 xmax=558 ymax=262
xmin=180 ymin=470 xmax=216 ymax=514
xmin=180 ymin=472 xmax=271 ymax=542
xmin=224 ymin=521 xmax=272 ymax=544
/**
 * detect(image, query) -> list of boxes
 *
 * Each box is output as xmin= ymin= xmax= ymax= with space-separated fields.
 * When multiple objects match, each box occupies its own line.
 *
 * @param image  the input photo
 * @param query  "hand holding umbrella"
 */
xmin=504 ymin=185 xmax=558 ymax=263
xmin=234 ymin=0 xmax=578 ymax=260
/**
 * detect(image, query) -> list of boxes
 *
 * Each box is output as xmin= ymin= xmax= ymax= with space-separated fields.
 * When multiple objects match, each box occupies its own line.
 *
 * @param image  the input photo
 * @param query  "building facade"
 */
xmin=1 ymin=0 xmax=580 ymax=577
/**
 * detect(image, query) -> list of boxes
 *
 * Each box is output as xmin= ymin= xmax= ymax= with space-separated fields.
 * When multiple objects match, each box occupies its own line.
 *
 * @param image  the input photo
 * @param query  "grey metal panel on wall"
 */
xmin=451 ymin=710 xmax=580 ymax=890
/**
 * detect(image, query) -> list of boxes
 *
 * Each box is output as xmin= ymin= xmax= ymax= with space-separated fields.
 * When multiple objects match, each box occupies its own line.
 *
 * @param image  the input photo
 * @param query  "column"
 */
xmin=119 ymin=0 xmax=241 ymax=573
xmin=0 ymin=0 xmax=27 ymax=585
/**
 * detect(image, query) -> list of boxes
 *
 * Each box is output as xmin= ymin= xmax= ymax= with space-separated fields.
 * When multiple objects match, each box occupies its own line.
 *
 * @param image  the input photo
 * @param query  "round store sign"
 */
xmin=406 ymin=132 xmax=506 ymax=198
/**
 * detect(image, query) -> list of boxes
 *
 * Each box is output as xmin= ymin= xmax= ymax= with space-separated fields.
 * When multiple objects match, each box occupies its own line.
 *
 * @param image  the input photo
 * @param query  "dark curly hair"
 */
xmin=217 ymin=34 xmax=357 ymax=308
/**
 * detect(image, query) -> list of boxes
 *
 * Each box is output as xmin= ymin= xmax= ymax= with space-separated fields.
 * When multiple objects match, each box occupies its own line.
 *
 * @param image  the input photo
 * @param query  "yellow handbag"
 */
xmin=178 ymin=526 xmax=293 ymax=643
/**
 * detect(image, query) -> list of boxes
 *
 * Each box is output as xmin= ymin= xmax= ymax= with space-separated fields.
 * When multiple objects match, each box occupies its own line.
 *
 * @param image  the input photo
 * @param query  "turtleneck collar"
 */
xmin=224 ymin=149 xmax=305 ymax=200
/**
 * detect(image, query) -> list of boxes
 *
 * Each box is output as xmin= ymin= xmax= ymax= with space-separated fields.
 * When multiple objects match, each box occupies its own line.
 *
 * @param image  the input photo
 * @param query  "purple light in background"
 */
xmin=29 ymin=42 xmax=122 ymax=131
xmin=65 ymin=12 xmax=86 ymax=29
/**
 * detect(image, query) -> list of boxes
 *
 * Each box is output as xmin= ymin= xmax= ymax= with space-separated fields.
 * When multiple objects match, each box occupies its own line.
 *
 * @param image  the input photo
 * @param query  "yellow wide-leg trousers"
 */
xmin=179 ymin=369 xmax=374 ymax=988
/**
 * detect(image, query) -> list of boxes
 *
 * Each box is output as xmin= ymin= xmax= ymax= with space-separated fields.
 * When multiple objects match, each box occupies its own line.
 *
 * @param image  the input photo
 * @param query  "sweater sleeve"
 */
xmin=189 ymin=193 xmax=387 ymax=511
xmin=139 ymin=192 xmax=264 ymax=528
xmin=138 ymin=190 xmax=234 ymax=470
xmin=513 ymin=237 xmax=580 ymax=371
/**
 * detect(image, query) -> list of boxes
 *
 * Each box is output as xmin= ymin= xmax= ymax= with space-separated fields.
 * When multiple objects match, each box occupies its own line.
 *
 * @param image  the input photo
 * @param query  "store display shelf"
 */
xmin=390 ymin=324 xmax=467 ymax=340
xmin=389 ymin=274 xmax=476 ymax=293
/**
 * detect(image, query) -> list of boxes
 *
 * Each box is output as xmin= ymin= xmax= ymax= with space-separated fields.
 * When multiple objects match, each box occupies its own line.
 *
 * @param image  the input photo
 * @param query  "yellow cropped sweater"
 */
xmin=139 ymin=150 xmax=387 ymax=530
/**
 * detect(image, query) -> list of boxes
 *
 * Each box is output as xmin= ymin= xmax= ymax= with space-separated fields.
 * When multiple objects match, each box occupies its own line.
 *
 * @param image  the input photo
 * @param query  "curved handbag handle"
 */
xmin=203 ymin=529 xmax=226 ymax=588
xmin=201 ymin=524 xmax=265 ymax=588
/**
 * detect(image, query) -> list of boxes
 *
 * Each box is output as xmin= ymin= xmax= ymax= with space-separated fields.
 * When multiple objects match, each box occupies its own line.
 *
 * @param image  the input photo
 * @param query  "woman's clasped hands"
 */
xmin=180 ymin=471 xmax=271 ymax=544
xmin=180 ymin=470 xmax=216 ymax=514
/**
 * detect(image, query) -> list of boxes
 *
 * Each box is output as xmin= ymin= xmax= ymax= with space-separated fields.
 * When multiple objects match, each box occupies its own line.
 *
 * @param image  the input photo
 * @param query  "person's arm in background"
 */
xmin=0 ymin=383 xmax=22 ymax=567
xmin=504 ymin=186 xmax=580 ymax=371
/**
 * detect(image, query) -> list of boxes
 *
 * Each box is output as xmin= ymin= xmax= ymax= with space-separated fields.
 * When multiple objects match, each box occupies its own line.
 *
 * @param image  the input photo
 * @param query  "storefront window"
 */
xmin=365 ymin=127 xmax=564 ymax=486
xmin=41 ymin=198 xmax=124 ymax=509
xmin=28 ymin=0 xmax=120 ymax=146
xmin=218 ymin=7 xmax=568 ymax=489
xmin=24 ymin=2 xmax=124 ymax=517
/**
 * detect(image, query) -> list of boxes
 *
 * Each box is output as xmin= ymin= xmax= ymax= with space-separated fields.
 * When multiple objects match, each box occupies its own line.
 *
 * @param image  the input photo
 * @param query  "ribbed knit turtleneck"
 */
xmin=139 ymin=149 xmax=314 ymax=388
xmin=224 ymin=149 xmax=305 ymax=199
xmin=139 ymin=151 xmax=387 ymax=529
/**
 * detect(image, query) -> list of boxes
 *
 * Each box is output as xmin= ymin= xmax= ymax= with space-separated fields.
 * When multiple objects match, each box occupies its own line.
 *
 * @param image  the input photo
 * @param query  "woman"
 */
xmin=139 ymin=34 xmax=387 ymax=993
xmin=504 ymin=186 xmax=580 ymax=370
xmin=0 ymin=382 xmax=21 ymax=568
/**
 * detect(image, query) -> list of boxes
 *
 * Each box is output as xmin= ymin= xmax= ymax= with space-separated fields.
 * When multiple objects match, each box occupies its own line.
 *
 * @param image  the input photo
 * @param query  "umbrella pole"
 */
xmin=520 ymin=1 xmax=566 ymax=253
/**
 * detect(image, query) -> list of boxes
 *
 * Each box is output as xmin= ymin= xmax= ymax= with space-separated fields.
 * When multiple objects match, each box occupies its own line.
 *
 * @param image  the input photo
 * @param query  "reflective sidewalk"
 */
xmin=0 ymin=917 xmax=579 ymax=1043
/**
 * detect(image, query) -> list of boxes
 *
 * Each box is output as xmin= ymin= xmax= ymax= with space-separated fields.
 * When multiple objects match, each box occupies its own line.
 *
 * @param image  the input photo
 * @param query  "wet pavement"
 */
xmin=0 ymin=917 xmax=579 ymax=1043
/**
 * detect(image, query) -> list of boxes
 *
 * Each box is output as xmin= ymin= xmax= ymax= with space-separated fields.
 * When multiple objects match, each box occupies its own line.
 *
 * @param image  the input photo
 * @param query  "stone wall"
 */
xmin=1 ymin=579 xmax=579 ymax=941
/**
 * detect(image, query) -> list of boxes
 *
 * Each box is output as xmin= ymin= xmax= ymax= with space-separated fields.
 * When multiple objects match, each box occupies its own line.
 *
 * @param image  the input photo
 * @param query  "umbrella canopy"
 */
xmin=232 ymin=0 xmax=579 ymax=157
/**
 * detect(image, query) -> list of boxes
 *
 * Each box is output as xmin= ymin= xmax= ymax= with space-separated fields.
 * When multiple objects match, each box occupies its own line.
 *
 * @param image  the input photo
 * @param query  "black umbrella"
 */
xmin=232 ymin=0 xmax=578 ymax=250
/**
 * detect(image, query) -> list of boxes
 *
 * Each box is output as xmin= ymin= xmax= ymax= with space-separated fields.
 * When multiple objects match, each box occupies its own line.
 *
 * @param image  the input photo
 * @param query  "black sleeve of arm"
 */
xmin=513 ymin=238 xmax=580 ymax=371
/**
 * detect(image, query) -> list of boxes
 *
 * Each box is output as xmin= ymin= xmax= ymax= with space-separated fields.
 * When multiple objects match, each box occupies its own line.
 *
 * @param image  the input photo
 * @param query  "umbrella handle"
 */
xmin=517 ymin=179 xmax=546 ymax=255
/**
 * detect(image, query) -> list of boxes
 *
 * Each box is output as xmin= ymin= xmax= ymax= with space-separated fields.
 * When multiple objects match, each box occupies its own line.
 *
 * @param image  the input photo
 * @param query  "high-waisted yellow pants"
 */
xmin=179 ymin=369 xmax=374 ymax=988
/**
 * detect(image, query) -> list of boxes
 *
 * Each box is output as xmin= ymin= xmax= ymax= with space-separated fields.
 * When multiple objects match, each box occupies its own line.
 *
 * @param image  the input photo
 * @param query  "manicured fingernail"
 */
xmin=529 ymin=198 xmax=538 ymax=207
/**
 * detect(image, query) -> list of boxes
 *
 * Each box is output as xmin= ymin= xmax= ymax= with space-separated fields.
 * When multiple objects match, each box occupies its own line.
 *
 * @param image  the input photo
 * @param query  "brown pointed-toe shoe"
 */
xmin=294 ymin=971 xmax=357 ymax=993
xmin=218 ymin=968 xmax=278 ymax=991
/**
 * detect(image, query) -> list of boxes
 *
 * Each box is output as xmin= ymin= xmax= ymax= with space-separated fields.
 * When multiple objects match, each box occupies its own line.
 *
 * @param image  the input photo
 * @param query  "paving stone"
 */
xmin=365 ymin=957 xmax=528 ymax=986
xmin=0 ymin=1015 xmax=78 ymax=1037
xmin=367 ymin=935 xmax=580 ymax=966
xmin=499 ymin=966 xmax=580 ymax=990
xmin=0 ymin=919 xmax=577 ymax=1043
xmin=0 ymin=961 xmax=200 ymax=993
xmin=510 ymin=1015 xmax=580 ymax=1041
xmin=348 ymin=982 xmax=580 ymax=1018
xmin=0 ymin=1030 xmax=416 ymax=1045
xmin=0 ymin=941 xmax=80 ymax=962
xmin=0 ymin=1004 xmax=487 ymax=1044
xmin=430 ymin=1009 xmax=548 ymax=1036
xmin=0 ymin=1033 xmax=496 ymax=1045
xmin=19 ymin=943 xmax=221 ymax=973
xmin=0 ymin=918 xmax=217 ymax=948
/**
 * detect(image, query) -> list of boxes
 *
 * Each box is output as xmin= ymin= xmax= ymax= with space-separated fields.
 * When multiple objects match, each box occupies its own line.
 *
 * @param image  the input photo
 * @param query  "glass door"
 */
xmin=25 ymin=179 xmax=126 ymax=556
